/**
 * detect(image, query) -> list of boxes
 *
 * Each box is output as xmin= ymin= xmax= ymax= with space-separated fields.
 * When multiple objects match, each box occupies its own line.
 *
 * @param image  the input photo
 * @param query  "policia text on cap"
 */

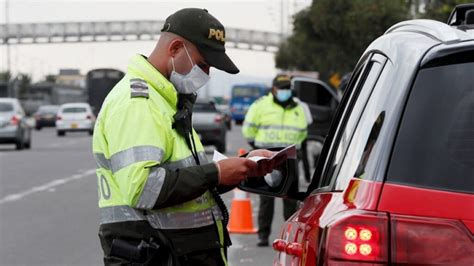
xmin=92 ymin=8 xmax=277 ymax=266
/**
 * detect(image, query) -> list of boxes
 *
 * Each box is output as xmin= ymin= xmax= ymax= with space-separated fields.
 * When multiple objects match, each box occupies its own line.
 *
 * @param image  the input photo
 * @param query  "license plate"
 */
xmin=71 ymin=123 xmax=78 ymax=129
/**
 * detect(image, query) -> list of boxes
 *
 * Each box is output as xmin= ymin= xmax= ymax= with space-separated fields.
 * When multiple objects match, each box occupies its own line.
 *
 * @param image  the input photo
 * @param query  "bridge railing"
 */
xmin=0 ymin=21 xmax=282 ymax=51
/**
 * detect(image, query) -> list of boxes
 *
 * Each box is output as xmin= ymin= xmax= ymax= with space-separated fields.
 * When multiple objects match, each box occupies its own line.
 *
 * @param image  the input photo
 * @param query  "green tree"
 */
xmin=16 ymin=73 xmax=32 ymax=98
xmin=0 ymin=71 xmax=12 ymax=82
xmin=422 ymin=0 xmax=472 ymax=22
xmin=45 ymin=74 xmax=57 ymax=83
xmin=276 ymin=0 xmax=409 ymax=81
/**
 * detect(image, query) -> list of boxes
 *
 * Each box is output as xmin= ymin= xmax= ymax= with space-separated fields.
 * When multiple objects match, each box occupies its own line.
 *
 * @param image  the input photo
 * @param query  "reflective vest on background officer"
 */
xmin=242 ymin=74 xmax=308 ymax=247
xmin=92 ymin=8 xmax=272 ymax=266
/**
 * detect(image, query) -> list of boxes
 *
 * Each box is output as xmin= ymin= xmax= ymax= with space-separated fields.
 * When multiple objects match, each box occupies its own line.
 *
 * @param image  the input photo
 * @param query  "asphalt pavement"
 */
xmin=0 ymin=124 xmax=286 ymax=266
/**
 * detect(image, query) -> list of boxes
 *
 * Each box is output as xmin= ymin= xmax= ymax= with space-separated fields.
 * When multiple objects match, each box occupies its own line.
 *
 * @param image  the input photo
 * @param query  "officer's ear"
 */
xmin=168 ymin=39 xmax=184 ymax=58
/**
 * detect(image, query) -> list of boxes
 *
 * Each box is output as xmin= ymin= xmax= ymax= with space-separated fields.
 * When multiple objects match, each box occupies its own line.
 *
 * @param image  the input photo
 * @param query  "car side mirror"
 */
xmin=238 ymin=156 xmax=305 ymax=200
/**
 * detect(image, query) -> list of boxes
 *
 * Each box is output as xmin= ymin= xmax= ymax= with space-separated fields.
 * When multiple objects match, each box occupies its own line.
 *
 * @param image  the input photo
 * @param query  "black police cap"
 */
xmin=161 ymin=8 xmax=239 ymax=74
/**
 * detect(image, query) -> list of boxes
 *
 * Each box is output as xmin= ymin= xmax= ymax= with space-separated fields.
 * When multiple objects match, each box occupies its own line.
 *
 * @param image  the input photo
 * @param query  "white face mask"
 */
xmin=170 ymin=44 xmax=210 ymax=94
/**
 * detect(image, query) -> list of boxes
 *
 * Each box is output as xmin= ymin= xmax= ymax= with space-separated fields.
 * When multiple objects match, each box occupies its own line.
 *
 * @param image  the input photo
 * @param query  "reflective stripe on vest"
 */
xmin=100 ymin=205 xmax=223 ymax=229
xmin=257 ymin=124 xmax=306 ymax=132
xmin=135 ymin=167 xmax=166 ymax=209
xmin=94 ymin=150 xmax=206 ymax=172
xmin=161 ymin=152 xmax=208 ymax=171
xmin=254 ymin=141 xmax=301 ymax=149
xmin=109 ymin=145 xmax=165 ymax=173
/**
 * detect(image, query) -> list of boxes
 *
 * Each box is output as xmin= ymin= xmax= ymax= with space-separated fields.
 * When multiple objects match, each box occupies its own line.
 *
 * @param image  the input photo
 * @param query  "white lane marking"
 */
xmin=0 ymin=169 xmax=96 ymax=205
xmin=50 ymin=139 xmax=79 ymax=148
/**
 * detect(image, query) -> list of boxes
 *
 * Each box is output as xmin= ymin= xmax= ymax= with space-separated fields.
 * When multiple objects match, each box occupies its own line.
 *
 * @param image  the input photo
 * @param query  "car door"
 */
xmin=274 ymin=53 xmax=389 ymax=266
xmin=291 ymin=78 xmax=340 ymax=139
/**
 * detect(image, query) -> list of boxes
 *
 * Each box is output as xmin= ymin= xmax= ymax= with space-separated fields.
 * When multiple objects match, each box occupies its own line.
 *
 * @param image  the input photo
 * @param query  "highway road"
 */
xmin=0 ymin=124 xmax=289 ymax=266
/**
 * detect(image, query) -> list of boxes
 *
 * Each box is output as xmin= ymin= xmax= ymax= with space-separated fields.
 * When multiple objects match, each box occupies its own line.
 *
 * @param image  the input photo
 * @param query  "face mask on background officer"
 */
xmin=272 ymin=82 xmax=293 ymax=105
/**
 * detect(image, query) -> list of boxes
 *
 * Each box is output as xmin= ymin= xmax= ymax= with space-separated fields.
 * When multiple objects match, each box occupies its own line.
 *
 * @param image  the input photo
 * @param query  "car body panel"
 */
xmin=378 ymin=182 xmax=474 ymax=225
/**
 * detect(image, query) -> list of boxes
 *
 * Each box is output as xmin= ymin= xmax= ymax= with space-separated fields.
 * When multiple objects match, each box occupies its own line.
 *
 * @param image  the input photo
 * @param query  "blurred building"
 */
xmin=55 ymin=69 xmax=86 ymax=88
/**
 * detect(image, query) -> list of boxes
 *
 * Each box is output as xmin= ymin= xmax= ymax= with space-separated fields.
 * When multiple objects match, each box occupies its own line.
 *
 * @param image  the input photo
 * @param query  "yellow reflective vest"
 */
xmin=93 ymin=54 xmax=224 ymax=231
xmin=242 ymin=94 xmax=308 ymax=148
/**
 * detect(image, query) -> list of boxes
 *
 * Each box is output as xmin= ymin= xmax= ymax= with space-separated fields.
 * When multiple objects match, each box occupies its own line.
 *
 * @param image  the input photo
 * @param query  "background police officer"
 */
xmin=93 ymin=8 xmax=275 ymax=265
xmin=242 ymin=74 xmax=308 ymax=247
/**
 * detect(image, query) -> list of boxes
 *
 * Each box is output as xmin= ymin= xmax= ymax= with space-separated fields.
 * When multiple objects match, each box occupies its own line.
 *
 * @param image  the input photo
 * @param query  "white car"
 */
xmin=56 ymin=103 xmax=95 ymax=136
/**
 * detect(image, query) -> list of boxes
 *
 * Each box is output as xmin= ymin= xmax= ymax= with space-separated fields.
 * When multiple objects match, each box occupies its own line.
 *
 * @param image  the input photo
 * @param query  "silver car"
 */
xmin=0 ymin=98 xmax=32 ymax=150
xmin=192 ymin=100 xmax=227 ymax=153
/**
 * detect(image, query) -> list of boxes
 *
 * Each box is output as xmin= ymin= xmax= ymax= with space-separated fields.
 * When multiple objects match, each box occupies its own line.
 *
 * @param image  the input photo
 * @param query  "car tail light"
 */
xmin=215 ymin=114 xmax=223 ymax=123
xmin=325 ymin=211 xmax=389 ymax=264
xmin=391 ymin=216 xmax=474 ymax=264
xmin=322 ymin=211 xmax=474 ymax=265
xmin=86 ymin=115 xmax=95 ymax=120
xmin=10 ymin=115 xmax=19 ymax=125
xmin=56 ymin=115 xmax=62 ymax=121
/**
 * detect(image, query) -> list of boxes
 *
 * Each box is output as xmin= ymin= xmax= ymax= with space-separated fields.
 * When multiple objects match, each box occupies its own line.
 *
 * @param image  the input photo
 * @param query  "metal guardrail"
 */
xmin=0 ymin=21 xmax=282 ymax=51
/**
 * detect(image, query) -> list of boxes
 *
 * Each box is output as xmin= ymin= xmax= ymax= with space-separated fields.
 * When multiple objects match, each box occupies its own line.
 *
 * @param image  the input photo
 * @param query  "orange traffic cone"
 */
xmin=227 ymin=189 xmax=257 ymax=234
xmin=238 ymin=148 xmax=247 ymax=156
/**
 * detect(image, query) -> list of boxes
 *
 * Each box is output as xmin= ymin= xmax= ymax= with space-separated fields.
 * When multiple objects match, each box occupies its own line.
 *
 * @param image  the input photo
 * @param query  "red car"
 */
xmin=240 ymin=5 xmax=474 ymax=265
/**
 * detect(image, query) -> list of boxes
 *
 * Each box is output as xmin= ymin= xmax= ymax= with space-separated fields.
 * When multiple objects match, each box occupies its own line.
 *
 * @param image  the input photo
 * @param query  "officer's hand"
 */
xmin=247 ymin=149 xmax=276 ymax=175
xmin=217 ymin=158 xmax=258 ymax=186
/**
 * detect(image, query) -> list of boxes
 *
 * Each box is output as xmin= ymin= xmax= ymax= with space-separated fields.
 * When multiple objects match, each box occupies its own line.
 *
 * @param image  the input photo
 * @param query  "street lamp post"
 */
xmin=5 ymin=0 xmax=11 ymax=74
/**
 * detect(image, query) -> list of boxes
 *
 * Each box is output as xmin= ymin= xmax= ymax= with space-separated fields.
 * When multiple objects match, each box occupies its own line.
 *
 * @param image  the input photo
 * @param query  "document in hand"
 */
xmin=213 ymin=145 xmax=297 ymax=171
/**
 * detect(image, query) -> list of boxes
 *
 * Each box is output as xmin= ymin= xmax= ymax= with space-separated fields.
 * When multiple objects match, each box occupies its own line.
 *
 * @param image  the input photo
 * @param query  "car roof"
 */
xmin=365 ymin=19 xmax=474 ymax=66
xmin=60 ymin=103 xmax=90 ymax=108
xmin=0 ymin=98 xmax=20 ymax=104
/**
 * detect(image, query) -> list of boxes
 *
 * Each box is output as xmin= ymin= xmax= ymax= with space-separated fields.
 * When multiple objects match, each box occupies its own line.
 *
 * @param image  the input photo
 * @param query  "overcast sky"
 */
xmin=0 ymin=0 xmax=311 ymax=96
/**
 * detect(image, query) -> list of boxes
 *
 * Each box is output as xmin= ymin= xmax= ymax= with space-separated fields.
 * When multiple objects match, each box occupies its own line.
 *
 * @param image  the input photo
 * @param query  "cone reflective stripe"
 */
xmin=227 ymin=188 xmax=257 ymax=234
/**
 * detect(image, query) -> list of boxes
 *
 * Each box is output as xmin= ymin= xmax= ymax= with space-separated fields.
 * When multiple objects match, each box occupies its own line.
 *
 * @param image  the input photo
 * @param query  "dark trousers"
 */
xmin=257 ymin=195 xmax=297 ymax=240
xmin=178 ymin=248 xmax=227 ymax=266
xmin=104 ymin=248 xmax=226 ymax=266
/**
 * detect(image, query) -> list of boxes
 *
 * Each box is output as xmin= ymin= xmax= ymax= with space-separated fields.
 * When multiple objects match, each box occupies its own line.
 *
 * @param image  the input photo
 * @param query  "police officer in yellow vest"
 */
xmin=242 ymin=74 xmax=308 ymax=247
xmin=93 ymin=8 xmax=275 ymax=265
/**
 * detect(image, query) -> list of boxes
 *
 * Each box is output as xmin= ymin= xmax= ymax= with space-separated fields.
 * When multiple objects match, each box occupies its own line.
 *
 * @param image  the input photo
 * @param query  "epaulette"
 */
xmin=130 ymin=78 xmax=149 ymax=98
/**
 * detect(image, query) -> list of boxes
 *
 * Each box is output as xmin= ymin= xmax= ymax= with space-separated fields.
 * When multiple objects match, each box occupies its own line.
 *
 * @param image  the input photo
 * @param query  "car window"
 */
xmin=320 ymin=54 xmax=386 ymax=189
xmin=387 ymin=60 xmax=474 ymax=194
xmin=0 ymin=103 xmax=14 ymax=112
xmin=293 ymin=81 xmax=333 ymax=106
xmin=62 ymin=107 xmax=87 ymax=113
xmin=334 ymin=62 xmax=393 ymax=190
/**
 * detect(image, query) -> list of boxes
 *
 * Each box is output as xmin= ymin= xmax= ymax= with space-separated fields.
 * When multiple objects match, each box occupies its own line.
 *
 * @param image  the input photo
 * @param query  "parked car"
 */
xmin=56 ymin=103 xmax=95 ymax=136
xmin=239 ymin=5 xmax=474 ymax=265
xmin=34 ymin=105 xmax=60 ymax=130
xmin=192 ymin=100 xmax=227 ymax=153
xmin=215 ymin=102 xmax=232 ymax=130
xmin=0 ymin=98 xmax=32 ymax=150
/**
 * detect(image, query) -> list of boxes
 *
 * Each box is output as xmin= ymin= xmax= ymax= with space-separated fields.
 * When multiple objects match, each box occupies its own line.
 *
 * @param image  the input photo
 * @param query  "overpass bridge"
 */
xmin=0 ymin=20 xmax=283 ymax=52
